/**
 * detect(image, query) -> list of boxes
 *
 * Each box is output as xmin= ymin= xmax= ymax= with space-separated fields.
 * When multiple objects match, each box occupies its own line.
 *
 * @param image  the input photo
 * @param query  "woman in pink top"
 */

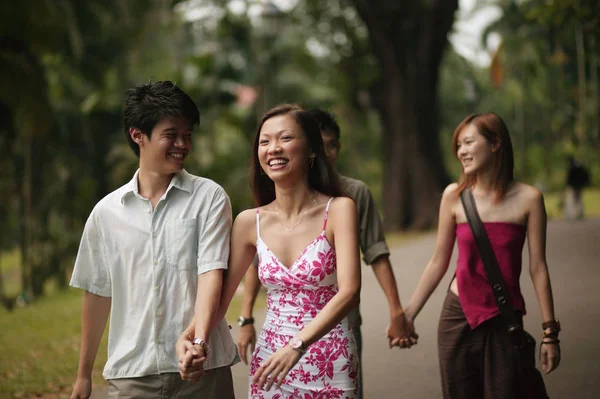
xmin=404 ymin=113 xmax=561 ymax=398
xmin=178 ymin=104 xmax=361 ymax=398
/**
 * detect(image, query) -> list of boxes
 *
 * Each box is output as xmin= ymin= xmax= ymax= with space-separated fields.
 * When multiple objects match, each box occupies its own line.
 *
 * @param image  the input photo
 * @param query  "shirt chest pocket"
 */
xmin=165 ymin=218 xmax=198 ymax=270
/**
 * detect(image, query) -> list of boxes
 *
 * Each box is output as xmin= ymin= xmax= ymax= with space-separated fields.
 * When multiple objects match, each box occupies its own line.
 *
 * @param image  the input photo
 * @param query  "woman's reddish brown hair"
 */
xmin=452 ymin=112 xmax=515 ymax=199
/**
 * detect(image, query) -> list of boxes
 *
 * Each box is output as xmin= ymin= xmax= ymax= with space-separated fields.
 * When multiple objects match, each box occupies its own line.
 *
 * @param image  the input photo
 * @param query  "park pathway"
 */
xmin=92 ymin=219 xmax=599 ymax=398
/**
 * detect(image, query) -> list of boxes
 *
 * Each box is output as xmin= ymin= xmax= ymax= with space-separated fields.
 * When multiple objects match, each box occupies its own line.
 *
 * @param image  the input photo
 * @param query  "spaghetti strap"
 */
xmin=256 ymin=208 xmax=261 ymax=237
xmin=322 ymin=197 xmax=335 ymax=231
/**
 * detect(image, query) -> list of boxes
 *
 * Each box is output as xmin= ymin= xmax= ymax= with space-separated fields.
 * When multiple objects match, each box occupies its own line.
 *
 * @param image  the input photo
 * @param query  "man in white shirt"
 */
xmin=69 ymin=81 xmax=237 ymax=399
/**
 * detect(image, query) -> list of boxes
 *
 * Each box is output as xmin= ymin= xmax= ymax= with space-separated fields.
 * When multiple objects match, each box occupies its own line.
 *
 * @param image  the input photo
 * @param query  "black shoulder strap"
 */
xmin=460 ymin=188 xmax=522 ymax=335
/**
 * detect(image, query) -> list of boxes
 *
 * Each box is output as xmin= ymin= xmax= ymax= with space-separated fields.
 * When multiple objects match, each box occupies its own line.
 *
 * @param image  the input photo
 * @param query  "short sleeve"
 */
xmin=355 ymin=184 xmax=390 ymax=265
xmin=69 ymin=213 xmax=112 ymax=297
xmin=197 ymin=188 xmax=233 ymax=275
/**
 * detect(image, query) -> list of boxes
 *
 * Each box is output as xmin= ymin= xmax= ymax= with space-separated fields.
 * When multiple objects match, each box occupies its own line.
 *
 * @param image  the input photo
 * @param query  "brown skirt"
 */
xmin=438 ymin=291 xmax=524 ymax=399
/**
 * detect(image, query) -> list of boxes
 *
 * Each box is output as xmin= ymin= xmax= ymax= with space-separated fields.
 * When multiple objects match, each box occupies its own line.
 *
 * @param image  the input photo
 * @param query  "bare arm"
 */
xmin=527 ymin=189 xmax=555 ymax=323
xmin=371 ymin=255 xmax=404 ymax=316
xmin=404 ymin=184 xmax=457 ymax=322
xmin=237 ymin=264 xmax=261 ymax=364
xmin=216 ymin=209 xmax=258 ymax=323
xmin=71 ymin=292 xmax=111 ymax=399
xmin=526 ymin=188 xmax=560 ymax=374
xmin=178 ymin=269 xmax=224 ymax=381
xmin=370 ymin=255 xmax=414 ymax=346
xmin=241 ymin=263 xmax=261 ymax=319
xmin=194 ymin=269 xmax=224 ymax=343
xmin=354 ymin=181 xmax=411 ymax=346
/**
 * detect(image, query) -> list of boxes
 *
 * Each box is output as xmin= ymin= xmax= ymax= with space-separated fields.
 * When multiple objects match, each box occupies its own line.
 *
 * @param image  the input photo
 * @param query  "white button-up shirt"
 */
xmin=70 ymin=169 xmax=238 ymax=379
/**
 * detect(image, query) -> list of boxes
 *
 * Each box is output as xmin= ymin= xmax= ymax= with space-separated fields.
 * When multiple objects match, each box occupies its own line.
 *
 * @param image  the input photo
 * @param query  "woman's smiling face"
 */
xmin=258 ymin=114 xmax=312 ymax=183
xmin=455 ymin=124 xmax=498 ymax=175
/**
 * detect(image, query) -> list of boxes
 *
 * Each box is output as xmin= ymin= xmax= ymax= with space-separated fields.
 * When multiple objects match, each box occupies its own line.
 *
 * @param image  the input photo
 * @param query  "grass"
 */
xmin=0 ymin=285 xmax=250 ymax=399
xmin=0 ymin=248 xmax=21 ymax=299
xmin=0 ymin=288 xmax=107 ymax=398
xmin=544 ymin=187 xmax=600 ymax=220
xmin=385 ymin=230 xmax=432 ymax=248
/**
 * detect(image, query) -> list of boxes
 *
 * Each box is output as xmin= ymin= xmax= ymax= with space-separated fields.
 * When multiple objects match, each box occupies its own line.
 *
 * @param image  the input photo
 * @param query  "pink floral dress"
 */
xmin=249 ymin=198 xmax=359 ymax=399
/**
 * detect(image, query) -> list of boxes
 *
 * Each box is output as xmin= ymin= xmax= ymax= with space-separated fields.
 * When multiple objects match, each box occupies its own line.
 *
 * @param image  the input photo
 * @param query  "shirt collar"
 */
xmin=170 ymin=169 xmax=194 ymax=194
xmin=120 ymin=169 xmax=193 ymax=205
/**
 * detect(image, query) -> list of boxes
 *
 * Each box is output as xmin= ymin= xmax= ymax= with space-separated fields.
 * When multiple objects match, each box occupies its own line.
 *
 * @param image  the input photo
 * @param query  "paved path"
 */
xmin=92 ymin=219 xmax=599 ymax=398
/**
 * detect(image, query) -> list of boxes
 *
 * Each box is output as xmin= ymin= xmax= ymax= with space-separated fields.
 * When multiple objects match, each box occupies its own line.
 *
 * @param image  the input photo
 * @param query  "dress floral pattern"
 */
xmin=250 ymin=198 xmax=359 ymax=399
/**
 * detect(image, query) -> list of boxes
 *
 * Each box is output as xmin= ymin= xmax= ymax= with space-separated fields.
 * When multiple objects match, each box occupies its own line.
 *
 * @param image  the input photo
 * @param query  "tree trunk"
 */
xmin=352 ymin=0 xmax=456 ymax=230
xmin=575 ymin=23 xmax=586 ymax=146
xmin=590 ymin=35 xmax=598 ymax=143
xmin=21 ymin=134 xmax=33 ymax=299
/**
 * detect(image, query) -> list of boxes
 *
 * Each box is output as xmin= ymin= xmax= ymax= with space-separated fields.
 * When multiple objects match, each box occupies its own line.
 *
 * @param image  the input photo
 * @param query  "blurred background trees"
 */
xmin=1 ymin=0 xmax=598 ymax=303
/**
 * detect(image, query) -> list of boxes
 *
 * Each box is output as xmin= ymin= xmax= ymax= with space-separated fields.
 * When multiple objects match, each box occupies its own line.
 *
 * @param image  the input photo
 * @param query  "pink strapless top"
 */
xmin=455 ymin=222 xmax=527 ymax=329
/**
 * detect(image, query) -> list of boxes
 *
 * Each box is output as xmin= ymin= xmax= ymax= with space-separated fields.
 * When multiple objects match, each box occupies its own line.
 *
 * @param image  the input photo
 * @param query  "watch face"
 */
xmin=237 ymin=316 xmax=245 ymax=326
xmin=290 ymin=338 xmax=303 ymax=349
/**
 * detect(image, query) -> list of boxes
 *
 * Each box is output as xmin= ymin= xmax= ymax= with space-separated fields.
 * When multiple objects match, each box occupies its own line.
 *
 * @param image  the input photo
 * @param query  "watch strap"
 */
xmin=542 ymin=319 xmax=560 ymax=331
xmin=238 ymin=316 xmax=255 ymax=326
xmin=192 ymin=338 xmax=211 ymax=354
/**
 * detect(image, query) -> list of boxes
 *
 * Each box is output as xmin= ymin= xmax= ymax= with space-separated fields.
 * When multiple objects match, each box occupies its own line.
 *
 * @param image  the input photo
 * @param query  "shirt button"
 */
xmin=154 ymin=259 xmax=158 ymax=265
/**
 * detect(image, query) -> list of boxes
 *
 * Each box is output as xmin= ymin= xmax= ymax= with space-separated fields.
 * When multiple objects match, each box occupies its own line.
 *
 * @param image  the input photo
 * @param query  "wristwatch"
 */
xmin=288 ymin=337 xmax=307 ymax=354
xmin=192 ymin=338 xmax=211 ymax=354
xmin=238 ymin=316 xmax=255 ymax=327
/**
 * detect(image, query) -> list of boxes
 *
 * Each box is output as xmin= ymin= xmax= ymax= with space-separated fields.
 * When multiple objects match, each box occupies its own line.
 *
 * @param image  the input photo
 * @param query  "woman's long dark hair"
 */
xmin=250 ymin=103 xmax=343 ymax=206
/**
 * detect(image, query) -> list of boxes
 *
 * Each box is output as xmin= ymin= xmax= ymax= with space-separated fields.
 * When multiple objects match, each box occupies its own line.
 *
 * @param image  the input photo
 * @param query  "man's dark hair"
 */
xmin=307 ymin=108 xmax=341 ymax=140
xmin=123 ymin=81 xmax=200 ymax=157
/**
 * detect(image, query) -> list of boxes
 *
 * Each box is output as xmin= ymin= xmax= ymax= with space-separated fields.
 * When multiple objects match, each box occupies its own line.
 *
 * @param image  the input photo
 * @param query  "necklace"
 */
xmin=274 ymin=195 xmax=317 ymax=232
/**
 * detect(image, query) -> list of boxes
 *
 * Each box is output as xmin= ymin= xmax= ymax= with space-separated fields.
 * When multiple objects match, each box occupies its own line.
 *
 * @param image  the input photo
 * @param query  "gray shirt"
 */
xmin=339 ymin=175 xmax=390 ymax=328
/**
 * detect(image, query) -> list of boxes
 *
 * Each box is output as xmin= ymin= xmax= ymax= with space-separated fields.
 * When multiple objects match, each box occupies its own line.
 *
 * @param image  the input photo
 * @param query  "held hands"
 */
xmin=176 ymin=335 xmax=207 ymax=382
xmin=386 ymin=310 xmax=419 ymax=349
xmin=252 ymin=345 xmax=302 ymax=391
xmin=237 ymin=324 xmax=257 ymax=365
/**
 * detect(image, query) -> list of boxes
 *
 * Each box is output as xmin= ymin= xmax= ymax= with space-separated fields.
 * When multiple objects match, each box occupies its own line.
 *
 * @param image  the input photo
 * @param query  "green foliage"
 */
xmin=438 ymin=0 xmax=600 ymax=190
xmin=0 ymin=288 xmax=108 ymax=397
xmin=0 ymin=284 xmax=251 ymax=398
xmin=1 ymin=0 xmax=598 ymax=297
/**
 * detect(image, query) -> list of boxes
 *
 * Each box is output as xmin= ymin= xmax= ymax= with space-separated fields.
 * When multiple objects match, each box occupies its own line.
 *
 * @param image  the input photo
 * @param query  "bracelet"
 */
xmin=541 ymin=318 xmax=561 ymax=331
xmin=542 ymin=329 xmax=559 ymax=339
xmin=541 ymin=339 xmax=560 ymax=345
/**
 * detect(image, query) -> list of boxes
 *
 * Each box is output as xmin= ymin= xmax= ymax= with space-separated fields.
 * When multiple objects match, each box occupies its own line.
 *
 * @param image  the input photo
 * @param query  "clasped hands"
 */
xmin=386 ymin=311 xmax=419 ymax=349
xmin=178 ymin=327 xmax=302 ymax=391
xmin=176 ymin=335 xmax=207 ymax=382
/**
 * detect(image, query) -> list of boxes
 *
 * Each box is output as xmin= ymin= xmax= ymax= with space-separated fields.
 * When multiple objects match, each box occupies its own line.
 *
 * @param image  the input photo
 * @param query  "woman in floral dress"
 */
xmin=220 ymin=103 xmax=360 ymax=398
